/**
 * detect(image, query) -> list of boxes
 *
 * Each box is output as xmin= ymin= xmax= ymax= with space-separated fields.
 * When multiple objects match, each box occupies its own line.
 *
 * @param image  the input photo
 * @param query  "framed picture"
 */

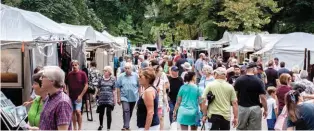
xmin=1 ymin=49 xmax=22 ymax=87
xmin=86 ymin=52 xmax=91 ymax=58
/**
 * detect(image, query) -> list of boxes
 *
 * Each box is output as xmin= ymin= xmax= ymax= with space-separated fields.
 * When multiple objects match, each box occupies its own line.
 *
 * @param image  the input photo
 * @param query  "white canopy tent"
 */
xmin=1 ymin=4 xmax=74 ymax=42
xmin=261 ymin=32 xmax=314 ymax=69
xmin=254 ymin=34 xmax=285 ymax=51
xmin=60 ymin=23 xmax=97 ymax=43
xmin=180 ymin=40 xmax=212 ymax=50
xmin=223 ymin=35 xmax=255 ymax=52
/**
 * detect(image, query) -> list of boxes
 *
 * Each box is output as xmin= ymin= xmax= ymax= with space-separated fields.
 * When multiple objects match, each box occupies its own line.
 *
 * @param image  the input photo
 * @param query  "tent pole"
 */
xmin=304 ymin=48 xmax=307 ymax=70
xmin=308 ymin=50 xmax=311 ymax=79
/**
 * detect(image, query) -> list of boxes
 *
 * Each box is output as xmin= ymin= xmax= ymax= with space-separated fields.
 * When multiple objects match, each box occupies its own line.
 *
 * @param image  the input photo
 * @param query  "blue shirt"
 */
xmin=114 ymin=57 xmax=119 ymax=68
xmin=287 ymin=102 xmax=314 ymax=130
xmin=115 ymin=72 xmax=139 ymax=102
xmin=195 ymin=59 xmax=203 ymax=78
xmin=186 ymin=58 xmax=194 ymax=66
xmin=277 ymin=68 xmax=290 ymax=77
xmin=198 ymin=76 xmax=215 ymax=89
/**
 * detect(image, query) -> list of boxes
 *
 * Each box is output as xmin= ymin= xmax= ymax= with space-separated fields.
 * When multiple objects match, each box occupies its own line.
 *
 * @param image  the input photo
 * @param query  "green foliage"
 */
xmin=216 ymin=0 xmax=281 ymax=32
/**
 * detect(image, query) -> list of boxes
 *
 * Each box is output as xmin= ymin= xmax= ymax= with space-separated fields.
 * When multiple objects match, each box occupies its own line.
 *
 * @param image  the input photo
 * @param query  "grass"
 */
xmin=1 ymin=73 xmax=18 ymax=83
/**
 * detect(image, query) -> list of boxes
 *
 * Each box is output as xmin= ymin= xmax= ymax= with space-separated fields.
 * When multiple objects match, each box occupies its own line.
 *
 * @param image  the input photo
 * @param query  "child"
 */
xmin=266 ymin=87 xmax=278 ymax=130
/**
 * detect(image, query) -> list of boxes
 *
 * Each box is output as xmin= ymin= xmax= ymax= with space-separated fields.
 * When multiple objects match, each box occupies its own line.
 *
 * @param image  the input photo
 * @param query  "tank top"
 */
xmin=137 ymin=86 xmax=160 ymax=128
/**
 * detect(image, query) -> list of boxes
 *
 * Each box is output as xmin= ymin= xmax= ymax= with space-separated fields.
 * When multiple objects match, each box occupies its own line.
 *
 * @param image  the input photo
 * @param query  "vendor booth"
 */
xmin=255 ymin=32 xmax=314 ymax=69
xmin=1 ymin=4 xmax=84 ymax=130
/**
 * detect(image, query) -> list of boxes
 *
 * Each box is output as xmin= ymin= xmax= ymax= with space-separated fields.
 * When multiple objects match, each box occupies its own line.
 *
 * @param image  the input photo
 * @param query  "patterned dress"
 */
xmin=88 ymin=67 xmax=101 ymax=91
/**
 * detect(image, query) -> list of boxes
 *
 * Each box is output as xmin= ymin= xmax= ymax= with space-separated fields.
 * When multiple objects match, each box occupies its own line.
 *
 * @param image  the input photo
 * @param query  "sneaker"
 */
xmin=98 ymin=126 xmax=103 ymax=130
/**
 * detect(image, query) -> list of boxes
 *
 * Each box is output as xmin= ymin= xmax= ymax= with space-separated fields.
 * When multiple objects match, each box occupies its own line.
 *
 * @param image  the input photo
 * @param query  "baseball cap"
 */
xmin=214 ymin=67 xmax=227 ymax=75
xmin=247 ymin=62 xmax=257 ymax=69
xmin=171 ymin=66 xmax=179 ymax=72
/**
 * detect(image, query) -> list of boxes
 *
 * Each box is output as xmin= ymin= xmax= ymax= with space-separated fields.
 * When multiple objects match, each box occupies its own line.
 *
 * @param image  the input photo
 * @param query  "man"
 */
xmin=175 ymin=54 xmax=188 ymax=76
xmin=274 ymin=57 xmax=280 ymax=70
xmin=228 ymin=65 xmax=241 ymax=85
xmin=195 ymin=53 xmax=205 ymax=83
xmin=167 ymin=66 xmax=184 ymax=124
xmin=66 ymin=60 xmax=88 ymax=130
xmin=265 ymin=60 xmax=279 ymax=88
xmin=202 ymin=67 xmax=238 ymax=130
xmin=234 ymin=62 xmax=268 ymax=130
xmin=114 ymin=55 xmax=119 ymax=76
xmin=40 ymin=66 xmax=72 ymax=130
xmin=277 ymin=61 xmax=290 ymax=77
xmin=116 ymin=62 xmax=140 ymax=130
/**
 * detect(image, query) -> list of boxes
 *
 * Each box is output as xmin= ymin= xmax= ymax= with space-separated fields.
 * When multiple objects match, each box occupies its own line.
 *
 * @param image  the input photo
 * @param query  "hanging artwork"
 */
xmin=1 ymin=49 xmax=22 ymax=87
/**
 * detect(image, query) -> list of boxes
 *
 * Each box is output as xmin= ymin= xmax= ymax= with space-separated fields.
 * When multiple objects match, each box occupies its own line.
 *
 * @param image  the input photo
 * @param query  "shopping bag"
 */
xmin=274 ymin=106 xmax=288 ymax=130
xmin=170 ymin=122 xmax=178 ymax=130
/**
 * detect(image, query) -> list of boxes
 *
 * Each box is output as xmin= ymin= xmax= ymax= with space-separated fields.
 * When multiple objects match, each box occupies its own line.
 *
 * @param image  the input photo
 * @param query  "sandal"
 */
xmin=121 ymin=128 xmax=129 ymax=130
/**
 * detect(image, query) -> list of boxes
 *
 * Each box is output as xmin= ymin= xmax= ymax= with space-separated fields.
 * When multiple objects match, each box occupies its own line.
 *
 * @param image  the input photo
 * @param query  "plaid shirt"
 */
xmin=39 ymin=90 xmax=72 ymax=130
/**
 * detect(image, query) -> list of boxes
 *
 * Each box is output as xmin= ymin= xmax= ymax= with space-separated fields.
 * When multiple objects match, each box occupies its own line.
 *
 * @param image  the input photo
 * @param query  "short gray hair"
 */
xmin=300 ymin=70 xmax=308 ymax=79
xmin=103 ymin=66 xmax=113 ymax=75
xmin=124 ymin=62 xmax=133 ymax=68
xmin=42 ymin=66 xmax=65 ymax=88
xmin=202 ymin=65 xmax=213 ymax=74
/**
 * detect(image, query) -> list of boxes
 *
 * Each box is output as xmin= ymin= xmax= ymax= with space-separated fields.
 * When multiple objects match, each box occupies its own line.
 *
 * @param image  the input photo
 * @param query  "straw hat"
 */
xmin=181 ymin=62 xmax=192 ymax=70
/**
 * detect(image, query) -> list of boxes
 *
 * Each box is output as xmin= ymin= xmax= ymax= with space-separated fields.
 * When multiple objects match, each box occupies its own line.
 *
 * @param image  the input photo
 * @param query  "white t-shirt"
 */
xmin=267 ymin=97 xmax=277 ymax=119
xmin=153 ymin=72 xmax=169 ymax=108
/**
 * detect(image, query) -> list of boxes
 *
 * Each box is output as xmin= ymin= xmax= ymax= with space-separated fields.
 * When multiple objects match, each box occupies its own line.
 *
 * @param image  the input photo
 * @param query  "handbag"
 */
xmin=170 ymin=122 xmax=178 ymax=130
xmin=274 ymin=106 xmax=288 ymax=130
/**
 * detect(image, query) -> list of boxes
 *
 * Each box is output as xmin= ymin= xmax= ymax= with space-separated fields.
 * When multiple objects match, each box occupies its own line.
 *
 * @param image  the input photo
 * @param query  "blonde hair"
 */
xmin=291 ymin=66 xmax=300 ymax=74
xmin=103 ymin=66 xmax=113 ymax=75
xmin=279 ymin=73 xmax=291 ymax=85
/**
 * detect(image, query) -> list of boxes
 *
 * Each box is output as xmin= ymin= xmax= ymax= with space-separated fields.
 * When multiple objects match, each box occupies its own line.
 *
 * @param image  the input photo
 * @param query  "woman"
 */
xmin=27 ymin=71 xmax=47 ymax=129
xmin=198 ymin=65 xmax=215 ymax=89
xmin=180 ymin=62 xmax=192 ymax=80
xmin=23 ymin=66 xmax=43 ymax=106
xmin=150 ymin=60 xmax=169 ymax=130
xmin=276 ymin=73 xmax=292 ymax=114
xmin=286 ymin=90 xmax=314 ymax=130
xmin=137 ymin=67 xmax=160 ymax=130
xmin=173 ymin=72 xmax=202 ymax=130
xmin=257 ymin=64 xmax=267 ymax=84
xmin=291 ymin=66 xmax=301 ymax=82
xmin=96 ymin=66 xmax=116 ymax=130
xmin=161 ymin=55 xmax=173 ymax=74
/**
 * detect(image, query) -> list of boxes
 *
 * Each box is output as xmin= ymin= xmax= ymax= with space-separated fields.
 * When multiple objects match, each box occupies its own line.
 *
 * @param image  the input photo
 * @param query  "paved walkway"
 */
xmin=81 ymin=104 xmax=267 ymax=130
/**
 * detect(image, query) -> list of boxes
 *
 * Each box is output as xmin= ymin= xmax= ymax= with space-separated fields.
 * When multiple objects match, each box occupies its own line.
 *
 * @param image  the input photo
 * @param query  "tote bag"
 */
xmin=274 ymin=106 xmax=288 ymax=130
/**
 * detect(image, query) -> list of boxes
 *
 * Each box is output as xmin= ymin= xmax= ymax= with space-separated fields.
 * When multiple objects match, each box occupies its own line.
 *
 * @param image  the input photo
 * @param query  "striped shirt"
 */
xmin=39 ymin=90 xmax=72 ymax=130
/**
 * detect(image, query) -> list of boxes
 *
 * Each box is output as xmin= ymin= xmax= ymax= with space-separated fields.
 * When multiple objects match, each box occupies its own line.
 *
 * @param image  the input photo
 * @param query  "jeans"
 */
xmin=122 ymin=101 xmax=136 ymax=129
xmin=210 ymin=114 xmax=230 ymax=130
xmin=168 ymin=100 xmax=176 ymax=124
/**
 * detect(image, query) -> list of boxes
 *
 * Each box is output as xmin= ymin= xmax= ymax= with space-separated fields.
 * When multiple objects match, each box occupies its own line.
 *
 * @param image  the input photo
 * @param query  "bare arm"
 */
xmin=201 ymin=98 xmax=207 ymax=117
xmin=117 ymin=88 xmax=121 ymax=102
xmin=57 ymin=125 xmax=69 ymax=130
xmin=143 ymin=89 xmax=155 ymax=130
xmin=287 ymin=127 xmax=294 ymax=131
xmin=303 ymin=94 xmax=314 ymax=99
xmin=163 ymin=83 xmax=169 ymax=107
xmin=260 ymin=94 xmax=268 ymax=118
xmin=173 ymin=97 xmax=182 ymax=116
xmin=79 ymin=83 xmax=88 ymax=98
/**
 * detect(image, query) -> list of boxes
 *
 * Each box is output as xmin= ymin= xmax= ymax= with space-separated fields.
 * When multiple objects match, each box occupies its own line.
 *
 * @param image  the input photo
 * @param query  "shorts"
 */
xmin=267 ymin=119 xmax=276 ymax=130
xmin=72 ymin=100 xmax=83 ymax=111
xmin=158 ymin=107 xmax=165 ymax=117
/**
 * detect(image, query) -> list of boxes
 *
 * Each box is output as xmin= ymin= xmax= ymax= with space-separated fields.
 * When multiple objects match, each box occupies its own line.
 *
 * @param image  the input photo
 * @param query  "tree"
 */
xmin=216 ymin=0 xmax=281 ymax=32
xmin=1 ymin=54 xmax=15 ymax=73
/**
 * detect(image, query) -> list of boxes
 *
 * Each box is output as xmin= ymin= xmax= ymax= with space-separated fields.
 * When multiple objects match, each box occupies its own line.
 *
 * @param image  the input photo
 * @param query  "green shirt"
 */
xmin=28 ymin=97 xmax=44 ymax=127
xmin=202 ymin=79 xmax=237 ymax=120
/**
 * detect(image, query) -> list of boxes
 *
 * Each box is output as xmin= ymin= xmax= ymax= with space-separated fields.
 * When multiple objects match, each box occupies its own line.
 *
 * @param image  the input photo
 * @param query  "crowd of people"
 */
xmin=22 ymin=49 xmax=314 ymax=130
